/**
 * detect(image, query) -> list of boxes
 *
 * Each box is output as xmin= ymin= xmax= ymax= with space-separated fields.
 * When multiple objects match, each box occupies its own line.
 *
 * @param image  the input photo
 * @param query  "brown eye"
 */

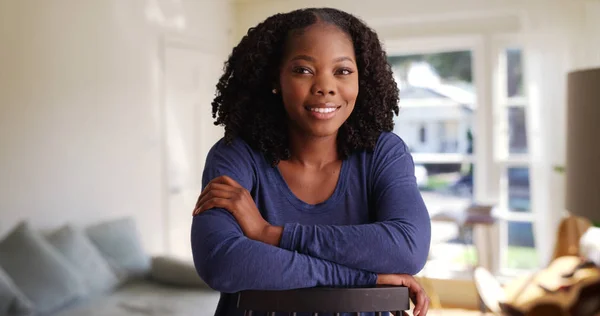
xmin=293 ymin=67 xmax=312 ymax=75
xmin=336 ymin=68 xmax=354 ymax=75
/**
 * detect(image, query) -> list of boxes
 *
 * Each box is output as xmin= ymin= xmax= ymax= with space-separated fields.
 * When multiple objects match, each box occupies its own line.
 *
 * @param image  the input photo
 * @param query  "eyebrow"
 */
xmin=290 ymin=55 xmax=315 ymax=62
xmin=290 ymin=55 xmax=355 ymax=63
xmin=333 ymin=56 xmax=355 ymax=63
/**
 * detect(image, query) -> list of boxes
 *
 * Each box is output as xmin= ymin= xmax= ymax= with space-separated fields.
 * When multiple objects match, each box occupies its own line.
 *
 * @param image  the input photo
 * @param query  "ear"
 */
xmin=271 ymin=68 xmax=282 ymax=94
xmin=271 ymin=80 xmax=281 ymax=95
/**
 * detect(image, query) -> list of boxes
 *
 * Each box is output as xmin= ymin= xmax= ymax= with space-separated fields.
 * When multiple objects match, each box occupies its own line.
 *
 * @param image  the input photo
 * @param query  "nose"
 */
xmin=310 ymin=73 xmax=336 ymax=96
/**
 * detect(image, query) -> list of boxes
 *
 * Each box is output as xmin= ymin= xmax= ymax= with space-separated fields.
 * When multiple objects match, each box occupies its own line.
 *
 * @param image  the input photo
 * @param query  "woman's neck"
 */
xmin=286 ymin=132 xmax=339 ymax=169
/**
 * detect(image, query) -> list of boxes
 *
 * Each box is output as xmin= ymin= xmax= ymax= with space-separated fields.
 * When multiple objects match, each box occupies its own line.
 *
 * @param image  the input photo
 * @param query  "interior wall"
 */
xmin=233 ymin=0 xmax=522 ymax=41
xmin=522 ymin=0 xmax=600 ymax=267
xmin=0 ymin=0 xmax=233 ymax=255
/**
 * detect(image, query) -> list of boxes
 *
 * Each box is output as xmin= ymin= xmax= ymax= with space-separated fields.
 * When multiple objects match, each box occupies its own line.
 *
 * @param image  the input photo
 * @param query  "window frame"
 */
xmin=491 ymin=34 xmax=536 ymax=275
xmin=384 ymin=33 xmax=537 ymax=277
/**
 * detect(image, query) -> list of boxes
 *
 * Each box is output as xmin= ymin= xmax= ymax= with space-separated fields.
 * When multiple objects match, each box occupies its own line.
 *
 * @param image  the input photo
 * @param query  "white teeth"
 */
xmin=310 ymin=107 xmax=336 ymax=113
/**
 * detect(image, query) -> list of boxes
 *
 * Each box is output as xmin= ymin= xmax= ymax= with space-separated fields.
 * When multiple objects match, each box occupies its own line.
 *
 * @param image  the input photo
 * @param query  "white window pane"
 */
xmin=506 ymin=221 xmax=538 ymax=270
xmin=506 ymin=48 xmax=524 ymax=98
xmin=508 ymin=107 xmax=528 ymax=154
xmin=508 ymin=167 xmax=531 ymax=213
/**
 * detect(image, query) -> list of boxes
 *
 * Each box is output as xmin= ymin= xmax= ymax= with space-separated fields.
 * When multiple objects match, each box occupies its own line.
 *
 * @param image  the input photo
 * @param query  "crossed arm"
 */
xmin=191 ymin=209 xmax=377 ymax=293
xmin=278 ymin=169 xmax=431 ymax=274
xmin=191 ymin=137 xmax=431 ymax=291
xmin=191 ymin=207 xmax=429 ymax=316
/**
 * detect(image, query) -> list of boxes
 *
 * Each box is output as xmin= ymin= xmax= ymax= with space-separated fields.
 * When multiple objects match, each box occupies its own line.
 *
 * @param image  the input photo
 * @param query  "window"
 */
xmin=493 ymin=45 xmax=538 ymax=272
xmin=441 ymin=121 xmax=460 ymax=152
xmin=419 ymin=125 xmax=427 ymax=143
xmin=385 ymin=35 xmax=537 ymax=277
xmin=387 ymin=49 xmax=476 ymax=272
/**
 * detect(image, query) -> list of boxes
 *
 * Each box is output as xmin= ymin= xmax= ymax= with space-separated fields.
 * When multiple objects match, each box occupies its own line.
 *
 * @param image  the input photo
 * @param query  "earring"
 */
xmin=272 ymin=88 xmax=277 ymax=94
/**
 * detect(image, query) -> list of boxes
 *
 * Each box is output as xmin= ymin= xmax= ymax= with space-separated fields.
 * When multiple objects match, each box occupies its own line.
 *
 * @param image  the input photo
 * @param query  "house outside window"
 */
xmin=419 ymin=125 xmax=427 ymax=144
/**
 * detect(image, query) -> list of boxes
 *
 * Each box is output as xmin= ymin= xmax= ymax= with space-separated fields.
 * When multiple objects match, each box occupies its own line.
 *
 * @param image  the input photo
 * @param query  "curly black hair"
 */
xmin=211 ymin=7 xmax=399 ymax=166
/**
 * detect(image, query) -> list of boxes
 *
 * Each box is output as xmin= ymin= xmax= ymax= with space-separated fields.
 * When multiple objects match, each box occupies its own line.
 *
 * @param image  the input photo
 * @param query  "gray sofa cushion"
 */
xmin=150 ymin=256 xmax=209 ymax=288
xmin=0 ymin=222 xmax=85 ymax=315
xmin=85 ymin=217 xmax=151 ymax=281
xmin=0 ymin=266 xmax=34 ymax=316
xmin=47 ymin=225 xmax=120 ymax=296
xmin=51 ymin=281 xmax=220 ymax=316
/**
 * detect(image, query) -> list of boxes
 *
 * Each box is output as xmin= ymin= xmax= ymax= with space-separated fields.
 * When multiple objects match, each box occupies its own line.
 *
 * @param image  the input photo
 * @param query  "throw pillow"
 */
xmin=46 ymin=225 xmax=120 ymax=295
xmin=0 ymin=266 xmax=34 ymax=316
xmin=0 ymin=222 xmax=85 ymax=315
xmin=85 ymin=217 xmax=150 ymax=281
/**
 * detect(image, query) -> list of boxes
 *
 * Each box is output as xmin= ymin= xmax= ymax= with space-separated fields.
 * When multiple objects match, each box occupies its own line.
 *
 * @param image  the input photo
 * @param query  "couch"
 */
xmin=0 ymin=217 xmax=221 ymax=316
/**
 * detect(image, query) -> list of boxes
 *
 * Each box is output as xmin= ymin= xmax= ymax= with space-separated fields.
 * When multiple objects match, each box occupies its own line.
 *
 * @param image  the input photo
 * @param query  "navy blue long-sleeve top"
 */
xmin=191 ymin=132 xmax=431 ymax=316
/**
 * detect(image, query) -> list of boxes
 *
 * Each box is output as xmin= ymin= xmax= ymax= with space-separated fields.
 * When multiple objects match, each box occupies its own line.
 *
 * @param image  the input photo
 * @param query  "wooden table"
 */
xmin=430 ymin=204 xmax=499 ymax=273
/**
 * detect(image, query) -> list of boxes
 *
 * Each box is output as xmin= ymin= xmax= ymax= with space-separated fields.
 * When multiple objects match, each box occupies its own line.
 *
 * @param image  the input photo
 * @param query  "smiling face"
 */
xmin=278 ymin=22 xmax=359 ymax=138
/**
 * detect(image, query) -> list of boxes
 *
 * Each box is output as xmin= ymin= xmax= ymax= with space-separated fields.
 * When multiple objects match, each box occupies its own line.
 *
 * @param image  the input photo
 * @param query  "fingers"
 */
xmin=406 ymin=277 xmax=428 ymax=316
xmin=420 ymin=299 xmax=429 ymax=316
xmin=380 ymin=275 xmax=428 ymax=316
xmin=414 ymin=291 xmax=429 ymax=316
xmin=193 ymin=177 xmax=244 ymax=216
xmin=193 ymin=190 xmax=236 ymax=216
xmin=193 ymin=197 xmax=231 ymax=216
xmin=194 ymin=183 xmax=232 ymax=210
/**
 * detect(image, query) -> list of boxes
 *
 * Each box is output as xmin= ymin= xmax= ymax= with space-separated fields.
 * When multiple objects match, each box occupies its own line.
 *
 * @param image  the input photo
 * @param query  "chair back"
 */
xmin=237 ymin=286 xmax=409 ymax=316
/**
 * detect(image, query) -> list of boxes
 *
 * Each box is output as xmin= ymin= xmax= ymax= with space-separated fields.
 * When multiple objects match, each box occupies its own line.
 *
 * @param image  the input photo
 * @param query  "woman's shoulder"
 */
xmin=206 ymin=136 xmax=264 ymax=168
xmin=350 ymin=132 xmax=409 ymax=160
xmin=203 ymin=136 xmax=265 ymax=190
xmin=374 ymin=132 xmax=409 ymax=153
xmin=350 ymin=132 xmax=411 ymax=171
xmin=208 ymin=136 xmax=253 ymax=155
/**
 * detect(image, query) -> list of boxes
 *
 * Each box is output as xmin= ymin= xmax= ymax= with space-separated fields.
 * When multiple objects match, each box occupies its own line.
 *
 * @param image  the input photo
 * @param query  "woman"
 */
xmin=191 ymin=7 xmax=432 ymax=316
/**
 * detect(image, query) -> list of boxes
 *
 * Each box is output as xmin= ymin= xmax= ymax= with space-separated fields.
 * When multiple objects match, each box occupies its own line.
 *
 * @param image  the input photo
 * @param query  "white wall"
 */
xmin=522 ymin=0 xmax=600 ymax=266
xmin=233 ymin=0 xmax=522 ymax=41
xmin=0 ymin=0 xmax=233 ymax=255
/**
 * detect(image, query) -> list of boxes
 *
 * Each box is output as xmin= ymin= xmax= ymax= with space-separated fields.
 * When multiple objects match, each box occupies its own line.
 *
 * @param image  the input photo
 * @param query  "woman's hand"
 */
xmin=192 ymin=176 xmax=282 ymax=245
xmin=377 ymin=274 xmax=429 ymax=316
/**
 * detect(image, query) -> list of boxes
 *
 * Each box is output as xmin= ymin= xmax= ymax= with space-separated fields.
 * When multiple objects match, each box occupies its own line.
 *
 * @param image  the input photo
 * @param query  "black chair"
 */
xmin=238 ymin=286 xmax=410 ymax=316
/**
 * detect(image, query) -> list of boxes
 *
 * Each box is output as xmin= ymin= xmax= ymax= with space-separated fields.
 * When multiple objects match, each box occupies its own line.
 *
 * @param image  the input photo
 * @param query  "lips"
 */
xmin=308 ymin=107 xmax=337 ymax=113
xmin=304 ymin=102 xmax=341 ymax=120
